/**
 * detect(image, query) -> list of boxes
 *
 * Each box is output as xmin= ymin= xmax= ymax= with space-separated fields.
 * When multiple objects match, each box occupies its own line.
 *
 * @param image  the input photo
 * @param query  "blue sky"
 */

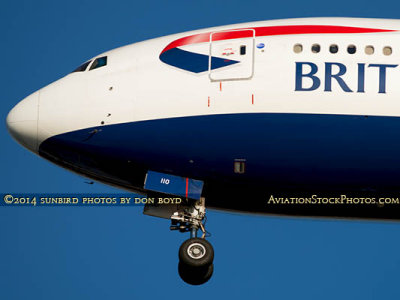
xmin=1 ymin=0 xmax=400 ymax=299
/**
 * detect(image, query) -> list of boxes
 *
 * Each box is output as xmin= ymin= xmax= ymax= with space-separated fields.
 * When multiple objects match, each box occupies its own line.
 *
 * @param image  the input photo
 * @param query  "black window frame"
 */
xmin=71 ymin=60 xmax=92 ymax=73
xmin=89 ymin=56 xmax=108 ymax=71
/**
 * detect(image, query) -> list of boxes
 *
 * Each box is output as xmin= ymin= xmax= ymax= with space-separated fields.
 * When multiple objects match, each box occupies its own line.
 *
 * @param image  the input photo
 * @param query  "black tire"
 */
xmin=178 ymin=262 xmax=214 ymax=285
xmin=179 ymin=238 xmax=214 ymax=268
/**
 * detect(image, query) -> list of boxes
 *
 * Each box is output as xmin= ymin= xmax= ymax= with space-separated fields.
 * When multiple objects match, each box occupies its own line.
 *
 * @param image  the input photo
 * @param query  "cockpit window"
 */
xmin=72 ymin=60 xmax=92 ymax=73
xmin=89 ymin=56 xmax=107 ymax=71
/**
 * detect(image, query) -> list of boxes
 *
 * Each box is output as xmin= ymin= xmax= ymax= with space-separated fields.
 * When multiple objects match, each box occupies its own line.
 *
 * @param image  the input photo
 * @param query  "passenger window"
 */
xmin=329 ymin=44 xmax=339 ymax=54
xmin=72 ymin=60 xmax=91 ymax=73
xmin=347 ymin=45 xmax=356 ymax=54
xmin=90 ymin=56 xmax=108 ymax=70
xmin=383 ymin=46 xmax=392 ymax=56
xmin=311 ymin=44 xmax=320 ymax=53
xmin=365 ymin=45 xmax=374 ymax=55
xmin=293 ymin=44 xmax=302 ymax=53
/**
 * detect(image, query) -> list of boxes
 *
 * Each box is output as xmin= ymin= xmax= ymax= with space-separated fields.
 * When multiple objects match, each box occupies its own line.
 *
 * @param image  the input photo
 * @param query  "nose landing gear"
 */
xmin=170 ymin=198 xmax=214 ymax=285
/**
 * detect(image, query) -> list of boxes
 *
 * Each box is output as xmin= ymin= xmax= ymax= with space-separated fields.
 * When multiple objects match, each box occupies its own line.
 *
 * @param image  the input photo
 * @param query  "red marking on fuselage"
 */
xmin=160 ymin=25 xmax=395 ymax=54
xmin=185 ymin=177 xmax=189 ymax=198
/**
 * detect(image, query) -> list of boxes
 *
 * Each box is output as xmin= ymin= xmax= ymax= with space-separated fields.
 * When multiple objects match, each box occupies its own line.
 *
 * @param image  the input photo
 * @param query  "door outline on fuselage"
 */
xmin=208 ymin=29 xmax=255 ymax=82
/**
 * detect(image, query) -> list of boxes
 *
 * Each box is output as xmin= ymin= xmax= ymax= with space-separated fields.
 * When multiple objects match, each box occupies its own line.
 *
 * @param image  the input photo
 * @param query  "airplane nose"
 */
xmin=6 ymin=91 xmax=39 ymax=153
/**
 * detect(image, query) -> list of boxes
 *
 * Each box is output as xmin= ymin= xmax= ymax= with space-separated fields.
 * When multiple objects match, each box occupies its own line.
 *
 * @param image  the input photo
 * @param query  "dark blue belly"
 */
xmin=38 ymin=113 xmax=400 ymax=219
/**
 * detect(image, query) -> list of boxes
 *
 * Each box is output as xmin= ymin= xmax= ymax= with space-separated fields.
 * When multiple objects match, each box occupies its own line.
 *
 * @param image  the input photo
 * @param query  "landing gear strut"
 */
xmin=170 ymin=197 xmax=214 ymax=285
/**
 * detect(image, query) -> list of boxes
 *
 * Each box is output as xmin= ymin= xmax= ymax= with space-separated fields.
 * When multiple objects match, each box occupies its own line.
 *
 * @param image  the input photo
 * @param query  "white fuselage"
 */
xmin=7 ymin=17 xmax=400 ymax=218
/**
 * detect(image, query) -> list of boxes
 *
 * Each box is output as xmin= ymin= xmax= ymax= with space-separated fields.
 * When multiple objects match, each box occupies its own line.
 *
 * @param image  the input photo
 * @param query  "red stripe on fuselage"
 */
xmin=160 ymin=25 xmax=395 ymax=54
xmin=185 ymin=177 xmax=189 ymax=198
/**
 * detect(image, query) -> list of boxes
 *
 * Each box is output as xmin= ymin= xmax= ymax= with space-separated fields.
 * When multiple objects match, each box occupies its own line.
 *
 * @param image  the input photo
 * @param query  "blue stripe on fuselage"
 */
xmin=159 ymin=48 xmax=239 ymax=73
xmin=38 ymin=113 xmax=400 ymax=192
